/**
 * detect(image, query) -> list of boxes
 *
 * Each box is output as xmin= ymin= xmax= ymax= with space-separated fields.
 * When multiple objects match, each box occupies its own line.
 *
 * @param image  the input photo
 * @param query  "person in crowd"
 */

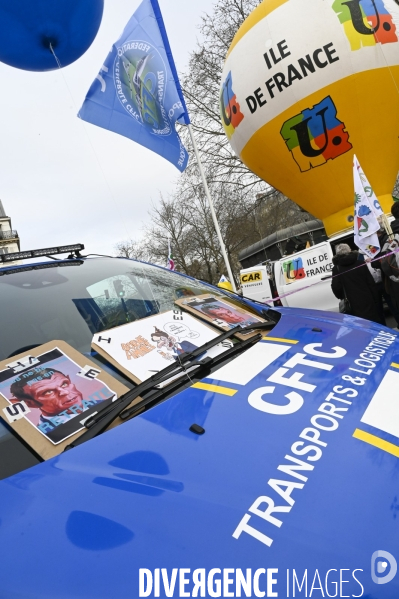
xmin=380 ymin=201 xmax=399 ymax=247
xmin=373 ymin=225 xmax=399 ymax=327
xmin=331 ymin=243 xmax=385 ymax=324
xmin=379 ymin=239 xmax=399 ymax=325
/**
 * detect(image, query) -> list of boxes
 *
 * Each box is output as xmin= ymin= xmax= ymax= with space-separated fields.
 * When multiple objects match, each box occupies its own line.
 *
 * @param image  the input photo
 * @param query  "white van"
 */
xmin=240 ymin=227 xmax=373 ymax=312
xmin=239 ymin=264 xmax=274 ymax=304
xmin=273 ymin=240 xmax=338 ymax=310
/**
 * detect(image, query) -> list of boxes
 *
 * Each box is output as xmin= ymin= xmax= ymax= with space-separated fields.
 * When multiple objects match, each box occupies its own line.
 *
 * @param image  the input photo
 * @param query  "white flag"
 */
xmin=353 ymin=155 xmax=382 ymax=258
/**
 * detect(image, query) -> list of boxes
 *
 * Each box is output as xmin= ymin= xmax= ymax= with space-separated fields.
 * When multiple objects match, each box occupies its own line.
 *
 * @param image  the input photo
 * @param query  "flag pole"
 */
xmin=187 ymin=124 xmax=237 ymax=292
xmin=150 ymin=0 xmax=237 ymax=292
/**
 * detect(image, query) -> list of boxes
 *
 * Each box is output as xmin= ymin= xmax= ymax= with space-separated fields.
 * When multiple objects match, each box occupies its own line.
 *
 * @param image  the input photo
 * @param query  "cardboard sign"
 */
xmin=175 ymin=294 xmax=265 ymax=339
xmin=91 ymin=309 xmax=229 ymax=384
xmin=0 ymin=341 xmax=129 ymax=459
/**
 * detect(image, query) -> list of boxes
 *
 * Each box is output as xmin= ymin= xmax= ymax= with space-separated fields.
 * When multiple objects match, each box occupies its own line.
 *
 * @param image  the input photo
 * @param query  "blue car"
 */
xmin=0 ymin=245 xmax=398 ymax=598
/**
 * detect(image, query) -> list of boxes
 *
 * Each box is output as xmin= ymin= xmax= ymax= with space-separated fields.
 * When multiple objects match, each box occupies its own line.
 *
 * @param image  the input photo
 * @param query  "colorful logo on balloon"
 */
xmin=332 ymin=0 xmax=398 ymax=51
xmin=114 ymin=41 xmax=171 ymax=136
xmin=220 ymin=71 xmax=244 ymax=140
xmin=283 ymin=257 xmax=306 ymax=284
xmin=280 ymin=96 xmax=352 ymax=173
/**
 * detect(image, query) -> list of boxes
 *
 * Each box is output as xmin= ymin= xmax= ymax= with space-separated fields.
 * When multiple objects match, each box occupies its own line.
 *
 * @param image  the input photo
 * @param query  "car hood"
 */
xmin=1 ymin=310 xmax=399 ymax=598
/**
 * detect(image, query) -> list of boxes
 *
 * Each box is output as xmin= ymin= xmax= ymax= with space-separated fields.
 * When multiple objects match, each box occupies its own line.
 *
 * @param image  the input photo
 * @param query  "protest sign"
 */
xmin=0 ymin=341 xmax=128 ymax=458
xmin=91 ymin=309 xmax=226 ymax=384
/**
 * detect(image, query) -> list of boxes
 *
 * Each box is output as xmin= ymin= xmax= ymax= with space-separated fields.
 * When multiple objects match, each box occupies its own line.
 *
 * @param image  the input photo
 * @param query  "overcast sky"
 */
xmin=0 ymin=0 xmax=217 ymax=256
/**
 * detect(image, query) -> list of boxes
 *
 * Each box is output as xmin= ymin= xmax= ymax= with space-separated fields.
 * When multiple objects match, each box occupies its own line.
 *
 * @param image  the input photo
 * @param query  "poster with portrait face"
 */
xmin=175 ymin=294 xmax=265 ymax=338
xmin=0 ymin=341 xmax=129 ymax=458
xmin=91 ymin=309 xmax=230 ymax=384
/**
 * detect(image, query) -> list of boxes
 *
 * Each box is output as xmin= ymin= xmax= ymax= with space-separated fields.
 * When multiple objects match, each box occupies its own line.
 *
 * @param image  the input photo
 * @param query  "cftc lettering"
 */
xmin=233 ymin=343 xmax=354 ymax=548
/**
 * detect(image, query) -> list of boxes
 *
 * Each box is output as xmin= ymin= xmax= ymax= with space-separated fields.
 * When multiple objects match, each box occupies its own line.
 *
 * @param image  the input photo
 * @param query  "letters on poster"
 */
xmin=0 ymin=348 xmax=116 ymax=445
xmin=92 ymin=309 xmax=227 ymax=382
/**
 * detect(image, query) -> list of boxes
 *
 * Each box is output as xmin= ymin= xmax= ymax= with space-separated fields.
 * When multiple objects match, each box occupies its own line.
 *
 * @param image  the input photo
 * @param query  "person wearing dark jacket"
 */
xmin=375 ymin=224 xmax=399 ymax=326
xmin=380 ymin=202 xmax=399 ymax=247
xmin=331 ymin=243 xmax=385 ymax=324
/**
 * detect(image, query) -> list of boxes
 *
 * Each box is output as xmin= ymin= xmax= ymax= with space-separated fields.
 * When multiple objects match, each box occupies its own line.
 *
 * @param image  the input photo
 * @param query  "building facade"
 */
xmin=0 ymin=201 xmax=20 ymax=258
xmin=238 ymin=219 xmax=327 ymax=269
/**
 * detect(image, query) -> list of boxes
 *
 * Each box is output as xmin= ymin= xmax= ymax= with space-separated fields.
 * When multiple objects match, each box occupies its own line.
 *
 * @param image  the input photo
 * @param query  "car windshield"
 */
xmin=0 ymin=257 xmax=237 ymax=361
xmin=0 ymin=256 xmax=265 ymax=479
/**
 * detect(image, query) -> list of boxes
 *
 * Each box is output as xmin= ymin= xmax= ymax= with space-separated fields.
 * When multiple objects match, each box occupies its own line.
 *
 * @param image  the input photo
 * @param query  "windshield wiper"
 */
xmin=87 ymin=321 xmax=274 ymax=427
xmin=118 ymin=330 xmax=263 ymax=421
xmin=64 ymin=320 xmax=274 ymax=451
xmin=88 ymin=325 xmax=243 ymax=424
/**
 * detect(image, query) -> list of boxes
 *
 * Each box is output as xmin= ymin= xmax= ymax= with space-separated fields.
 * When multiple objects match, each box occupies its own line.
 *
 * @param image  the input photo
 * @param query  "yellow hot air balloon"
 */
xmin=220 ymin=0 xmax=399 ymax=236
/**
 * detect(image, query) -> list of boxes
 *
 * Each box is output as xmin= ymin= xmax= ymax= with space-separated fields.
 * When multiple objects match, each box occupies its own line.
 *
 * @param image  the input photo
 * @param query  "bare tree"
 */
xmin=115 ymin=185 xmax=310 ymax=285
xmin=180 ymin=0 xmax=265 ymax=197
xmin=115 ymin=0 xmax=312 ymax=284
xmin=114 ymin=238 xmax=150 ymax=261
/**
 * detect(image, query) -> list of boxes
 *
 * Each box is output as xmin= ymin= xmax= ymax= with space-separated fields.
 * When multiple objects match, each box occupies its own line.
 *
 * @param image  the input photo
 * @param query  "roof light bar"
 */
xmin=0 ymin=243 xmax=85 ymax=264
xmin=0 ymin=261 xmax=84 ymax=276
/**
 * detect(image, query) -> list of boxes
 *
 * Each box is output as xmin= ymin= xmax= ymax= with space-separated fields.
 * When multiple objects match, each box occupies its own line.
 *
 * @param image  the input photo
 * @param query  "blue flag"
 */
xmin=78 ymin=0 xmax=190 ymax=172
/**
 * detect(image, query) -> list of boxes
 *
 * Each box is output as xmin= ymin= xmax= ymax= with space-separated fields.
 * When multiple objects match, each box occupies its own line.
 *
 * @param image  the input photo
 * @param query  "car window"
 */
xmin=0 ymin=258 xmax=224 ymax=361
xmin=0 ymin=257 xmax=264 ymax=479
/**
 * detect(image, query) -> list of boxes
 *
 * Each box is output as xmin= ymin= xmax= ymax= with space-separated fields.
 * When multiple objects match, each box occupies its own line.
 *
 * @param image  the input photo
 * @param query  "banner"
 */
xmin=78 ymin=0 xmax=189 ymax=171
xmin=353 ymin=155 xmax=383 ymax=258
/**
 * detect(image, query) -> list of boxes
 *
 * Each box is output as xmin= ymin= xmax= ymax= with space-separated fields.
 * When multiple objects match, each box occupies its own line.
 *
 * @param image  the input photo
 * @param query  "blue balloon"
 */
xmin=0 ymin=0 xmax=104 ymax=71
